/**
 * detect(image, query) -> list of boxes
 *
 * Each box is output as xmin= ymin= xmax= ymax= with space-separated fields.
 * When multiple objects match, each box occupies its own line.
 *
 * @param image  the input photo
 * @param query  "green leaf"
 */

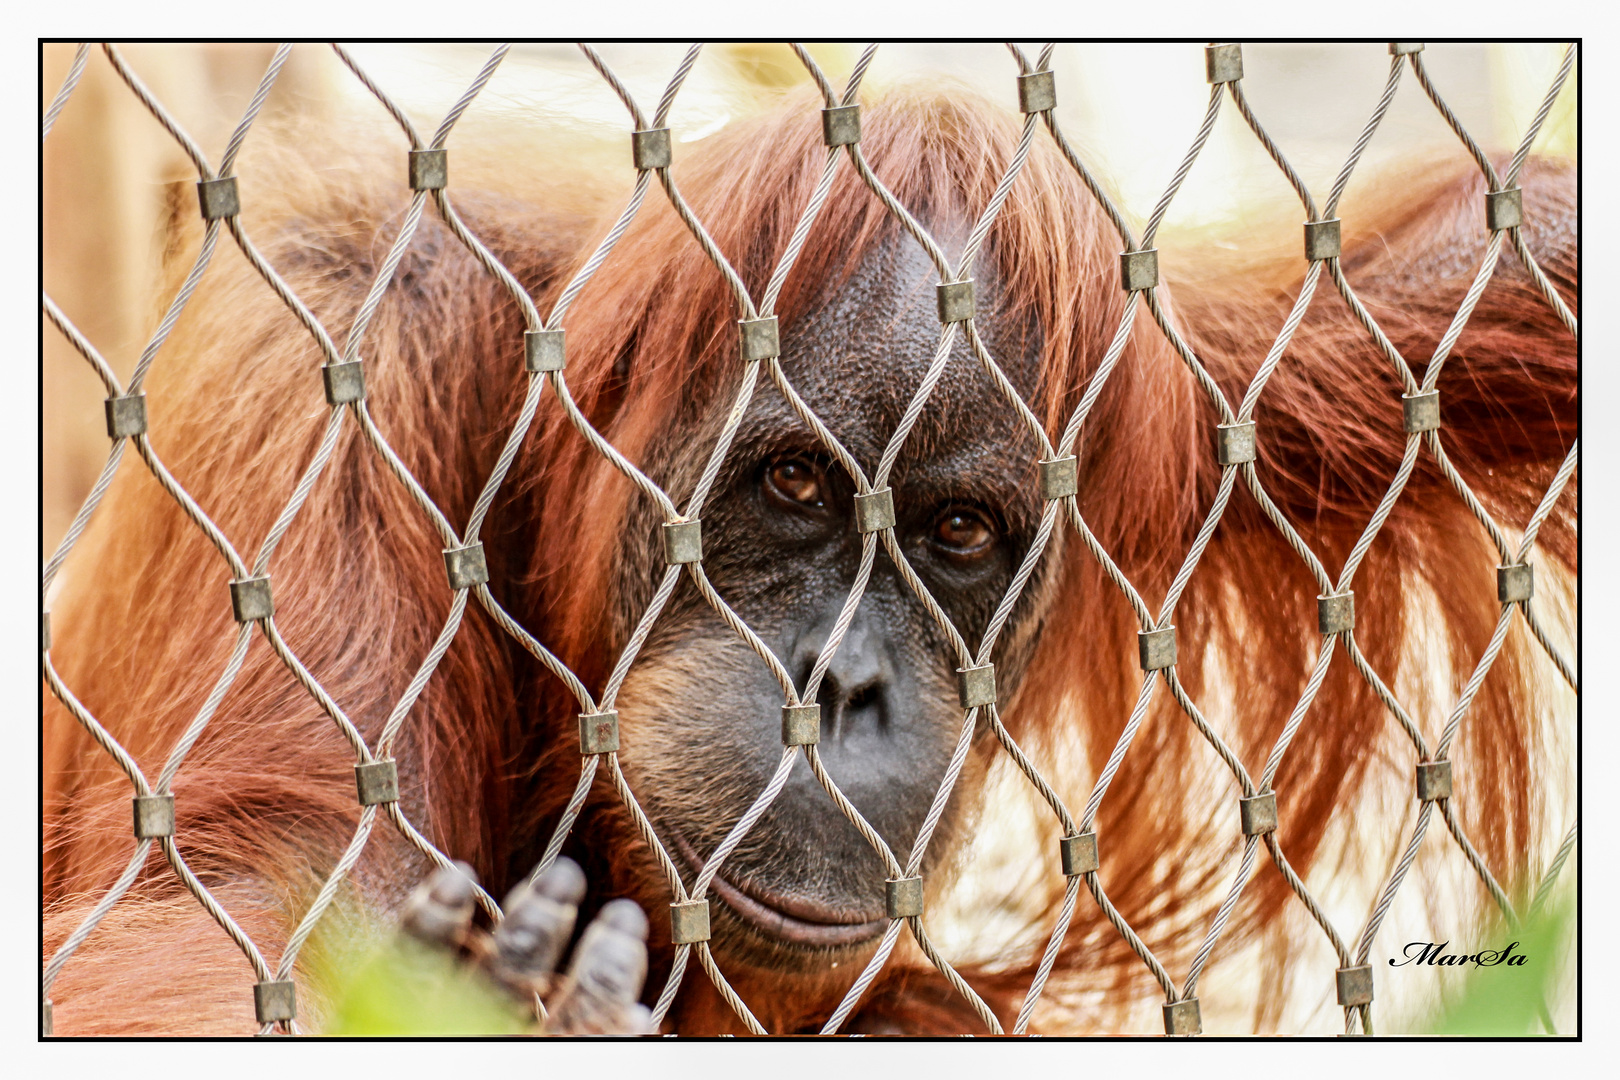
xmin=320 ymin=937 xmax=531 ymax=1036
xmin=1419 ymin=884 xmax=1574 ymax=1036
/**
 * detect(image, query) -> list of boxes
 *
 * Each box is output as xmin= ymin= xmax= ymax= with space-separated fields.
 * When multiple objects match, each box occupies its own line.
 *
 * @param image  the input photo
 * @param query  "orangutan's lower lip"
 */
xmin=667 ymin=831 xmax=887 ymax=949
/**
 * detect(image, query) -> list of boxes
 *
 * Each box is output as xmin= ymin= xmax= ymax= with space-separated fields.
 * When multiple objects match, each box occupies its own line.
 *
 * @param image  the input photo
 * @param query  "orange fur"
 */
xmin=44 ymin=87 xmax=1575 ymax=1034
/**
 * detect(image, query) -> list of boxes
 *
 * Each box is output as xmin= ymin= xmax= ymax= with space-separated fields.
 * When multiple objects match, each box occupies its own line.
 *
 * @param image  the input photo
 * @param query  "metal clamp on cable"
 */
xmin=133 ymin=794 xmax=175 ymax=839
xmin=670 ymin=899 xmax=711 ymax=944
xmin=936 ymin=280 xmax=975 ymax=323
xmin=662 ymin=520 xmax=702 ymax=564
xmin=1120 ymin=249 xmax=1158 ymax=292
xmin=1416 ymin=760 xmax=1453 ymax=802
xmin=1164 ymin=997 xmax=1202 ymax=1035
xmin=526 ymin=329 xmax=565 ymax=373
xmin=322 ymin=361 xmax=364 ymax=405
xmin=1138 ymin=626 xmax=1176 ymax=671
xmin=1038 ymin=456 xmax=1078 ymax=500
xmin=1486 ymin=188 xmax=1523 ymax=231
xmin=1337 ymin=965 xmax=1373 ymax=1007
xmin=1402 ymin=390 xmax=1440 ymax=434
xmin=885 ymin=876 xmax=924 ymax=918
xmin=1498 ymin=564 xmax=1533 ymax=604
xmin=254 ymin=980 xmax=297 ymax=1025
xmin=1216 ymin=422 xmax=1256 ymax=466
xmin=1318 ymin=592 xmax=1354 ymax=635
xmin=1205 ymin=44 xmax=1243 ymax=84
xmin=409 ymin=149 xmax=447 ymax=191
xmin=1239 ymin=792 xmax=1277 ymax=836
xmin=1018 ymin=70 xmax=1056 ymax=114
xmin=782 ymin=703 xmax=820 ymax=746
xmin=230 ymin=576 xmax=274 ymax=623
xmin=105 ymin=394 xmax=148 ymax=439
xmin=822 ymin=105 xmax=860 ymax=146
xmin=1059 ymin=831 xmax=1098 ymax=876
xmin=632 ymin=128 xmax=671 ymax=171
xmin=739 ymin=317 xmax=780 ymax=362
xmin=443 ymin=543 xmax=489 ymax=591
xmin=1304 ymin=219 xmax=1341 ymax=262
xmin=854 ymin=488 xmax=895 ymax=533
xmin=579 ymin=711 xmax=620 ymax=755
xmin=197 ymin=177 xmax=240 ymax=220
xmin=355 ymin=759 xmax=399 ymax=806
xmin=956 ymin=664 xmax=996 ymax=710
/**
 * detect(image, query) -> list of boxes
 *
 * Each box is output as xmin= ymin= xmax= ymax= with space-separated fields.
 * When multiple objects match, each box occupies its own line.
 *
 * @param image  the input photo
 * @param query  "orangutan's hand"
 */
xmin=399 ymin=857 xmax=656 ymax=1035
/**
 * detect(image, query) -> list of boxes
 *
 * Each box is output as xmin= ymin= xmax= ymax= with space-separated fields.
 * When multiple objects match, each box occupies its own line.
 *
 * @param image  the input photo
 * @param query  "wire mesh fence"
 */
xmin=41 ymin=41 xmax=1577 ymax=1037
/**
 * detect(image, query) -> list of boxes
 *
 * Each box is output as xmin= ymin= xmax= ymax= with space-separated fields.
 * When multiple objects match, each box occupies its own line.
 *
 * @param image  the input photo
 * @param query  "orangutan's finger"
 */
xmin=399 ymin=860 xmax=479 ymax=951
xmin=544 ymin=898 xmax=654 ymax=1035
xmin=489 ymin=856 xmax=587 ymax=990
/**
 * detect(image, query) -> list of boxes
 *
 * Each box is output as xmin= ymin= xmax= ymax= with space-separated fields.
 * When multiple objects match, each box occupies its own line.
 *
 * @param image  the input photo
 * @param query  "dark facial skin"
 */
xmin=613 ymin=235 xmax=1052 ymax=976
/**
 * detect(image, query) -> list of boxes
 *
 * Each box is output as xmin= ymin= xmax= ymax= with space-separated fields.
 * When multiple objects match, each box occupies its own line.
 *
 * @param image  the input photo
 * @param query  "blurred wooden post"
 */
xmin=42 ymin=43 xmax=332 ymax=561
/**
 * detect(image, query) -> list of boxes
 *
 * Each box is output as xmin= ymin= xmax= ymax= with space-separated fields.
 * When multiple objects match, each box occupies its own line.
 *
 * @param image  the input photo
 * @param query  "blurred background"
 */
xmin=42 ymin=41 xmax=1577 ymax=562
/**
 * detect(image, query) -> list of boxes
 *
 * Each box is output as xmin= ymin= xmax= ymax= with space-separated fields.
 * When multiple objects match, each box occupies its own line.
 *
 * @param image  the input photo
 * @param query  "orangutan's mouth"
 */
xmin=667 ymin=830 xmax=887 ymax=949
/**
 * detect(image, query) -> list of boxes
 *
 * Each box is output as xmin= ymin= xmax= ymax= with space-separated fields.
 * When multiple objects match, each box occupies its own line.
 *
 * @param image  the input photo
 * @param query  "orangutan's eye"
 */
xmin=764 ymin=458 xmax=825 ymax=510
xmin=931 ymin=507 xmax=997 ymax=559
